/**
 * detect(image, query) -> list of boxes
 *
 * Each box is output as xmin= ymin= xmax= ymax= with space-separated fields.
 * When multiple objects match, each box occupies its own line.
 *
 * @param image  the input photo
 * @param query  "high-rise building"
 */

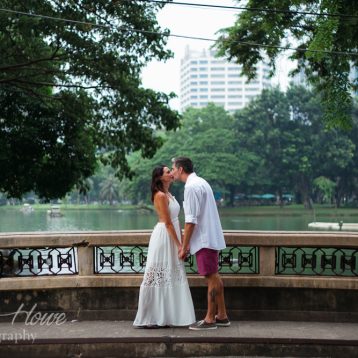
xmin=180 ymin=46 xmax=271 ymax=112
xmin=349 ymin=65 xmax=358 ymax=96
xmin=291 ymin=68 xmax=308 ymax=87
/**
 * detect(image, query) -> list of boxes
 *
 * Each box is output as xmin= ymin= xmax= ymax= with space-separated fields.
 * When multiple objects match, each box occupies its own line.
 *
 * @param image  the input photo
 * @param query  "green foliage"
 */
xmin=64 ymin=88 xmax=358 ymax=209
xmin=0 ymin=0 xmax=180 ymax=198
xmin=306 ymin=0 xmax=340 ymax=62
xmin=313 ymin=176 xmax=336 ymax=203
xmin=99 ymin=175 xmax=120 ymax=205
xmin=123 ymin=103 xmax=249 ymax=204
xmin=233 ymin=85 xmax=357 ymax=207
xmin=215 ymin=0 xmax=358 ymax=128
xmin=0 ymin=89 xmax=96 ymax=198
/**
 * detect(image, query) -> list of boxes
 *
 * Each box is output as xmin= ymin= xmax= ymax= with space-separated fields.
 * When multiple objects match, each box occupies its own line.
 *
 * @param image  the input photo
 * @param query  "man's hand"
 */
xmin=180 ymin=223 xmax=195 ymax=260
xmin=178 ymin=247 xmax=188 ymax=261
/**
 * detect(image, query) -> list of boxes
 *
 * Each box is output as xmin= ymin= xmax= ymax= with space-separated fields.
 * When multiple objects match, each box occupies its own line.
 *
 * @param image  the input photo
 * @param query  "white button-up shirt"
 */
xmin=183 ymin=173 xmax=226 ymax=255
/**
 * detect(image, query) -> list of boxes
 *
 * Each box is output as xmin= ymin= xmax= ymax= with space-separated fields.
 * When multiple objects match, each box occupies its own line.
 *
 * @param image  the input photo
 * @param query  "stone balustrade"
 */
xmin=0 ymin=230 xmax=357 ymax=291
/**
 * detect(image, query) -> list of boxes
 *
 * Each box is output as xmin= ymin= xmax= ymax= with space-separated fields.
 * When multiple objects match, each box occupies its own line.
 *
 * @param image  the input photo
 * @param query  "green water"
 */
xmin=1 ymin=207 xmax=358 ymax=232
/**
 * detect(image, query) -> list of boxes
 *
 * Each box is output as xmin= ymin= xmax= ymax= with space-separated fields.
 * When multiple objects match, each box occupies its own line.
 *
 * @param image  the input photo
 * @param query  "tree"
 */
xmin=234 ymin=88 xmax=294 ymax=200
xmin=233 ymin=86 xmax=356 ymax=208
xmin=313 ymin=176 xmax=336 ymax=204
xmin=73 ymin=177 xmax=94 ymax=204
xmin=124 ymin=104 xmax=249 ymax=205
xmin=215 ymin=0 xmax=358 ymax=128
xmin=0 ymin=90 xmax=97 ymax=198
xmin=322 ymin=103 xmax=358 ymax=206
xmin=0 ymin=0 xmax=179 ymax=198
xmin=99 ymin=175 xmax=120 ymax=205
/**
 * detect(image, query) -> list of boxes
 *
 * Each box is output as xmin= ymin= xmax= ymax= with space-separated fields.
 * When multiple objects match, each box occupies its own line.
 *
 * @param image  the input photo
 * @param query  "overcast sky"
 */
xmin=141 ymin=0 xmax=293 ymax=111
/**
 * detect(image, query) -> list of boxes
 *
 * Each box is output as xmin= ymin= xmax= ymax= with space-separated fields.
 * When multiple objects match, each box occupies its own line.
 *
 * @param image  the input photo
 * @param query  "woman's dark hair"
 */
xmin=151 ymin=165 xmax=165 ymax=202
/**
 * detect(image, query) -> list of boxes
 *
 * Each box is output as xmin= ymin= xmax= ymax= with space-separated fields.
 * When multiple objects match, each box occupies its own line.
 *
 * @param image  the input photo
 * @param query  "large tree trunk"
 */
xmin=276 ymin=189 xmax=283 ymax=207
xmin=335 ymin=176 xmax=346 ymax=208
xmin=228 ymin=185 xmax=236 ymax=207
xmin=297 ymin=175 xmax=313 ymax=209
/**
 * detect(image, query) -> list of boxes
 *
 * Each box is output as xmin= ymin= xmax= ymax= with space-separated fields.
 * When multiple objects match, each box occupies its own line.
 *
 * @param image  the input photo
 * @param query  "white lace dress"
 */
xmin=133 ymin=196 xmax=196 ymax=327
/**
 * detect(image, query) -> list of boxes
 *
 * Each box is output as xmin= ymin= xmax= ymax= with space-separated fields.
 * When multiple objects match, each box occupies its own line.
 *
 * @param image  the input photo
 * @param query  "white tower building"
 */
xmin=180 ymin=46 xmax=271 ymax=112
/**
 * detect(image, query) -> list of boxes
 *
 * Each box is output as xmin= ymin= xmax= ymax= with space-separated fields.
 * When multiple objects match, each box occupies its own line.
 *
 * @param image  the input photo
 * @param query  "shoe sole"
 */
xmin=216 ymin=322 xmax=231 ymax=327
xmin=189 ymin=326 xmax=217 ymax=330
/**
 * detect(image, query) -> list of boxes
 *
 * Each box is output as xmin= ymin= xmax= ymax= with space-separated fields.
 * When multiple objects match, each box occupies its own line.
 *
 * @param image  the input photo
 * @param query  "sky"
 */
xmin=141 ymin=0 xmax=293 ymax=111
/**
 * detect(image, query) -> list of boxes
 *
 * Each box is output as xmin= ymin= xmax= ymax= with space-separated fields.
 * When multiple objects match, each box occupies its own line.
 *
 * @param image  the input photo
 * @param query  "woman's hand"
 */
xmin=178 ymin=246 xmax=188 ymax=261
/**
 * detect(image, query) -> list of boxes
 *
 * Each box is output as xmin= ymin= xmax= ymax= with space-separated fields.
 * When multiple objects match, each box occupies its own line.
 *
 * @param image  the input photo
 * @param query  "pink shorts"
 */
xmin=195 ymin=248 xmax=219 ymax=276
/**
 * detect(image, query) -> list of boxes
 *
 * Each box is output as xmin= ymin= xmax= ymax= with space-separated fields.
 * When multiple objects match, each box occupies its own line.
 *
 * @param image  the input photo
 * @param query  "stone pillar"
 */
xmin=260 ymin=246 xmax=276 ymax=276
xmin=77 ymin=245 xmax=93 ymax=276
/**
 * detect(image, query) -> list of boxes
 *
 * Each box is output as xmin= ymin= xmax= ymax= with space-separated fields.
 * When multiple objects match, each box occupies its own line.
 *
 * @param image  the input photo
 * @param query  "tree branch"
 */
xmin=10 ymin=79 xmax=108 ymax=90
xmin=3 ymin=83 xmax=61 ymax=102
xmin=0 ymin=50 xmax=65 ymax=72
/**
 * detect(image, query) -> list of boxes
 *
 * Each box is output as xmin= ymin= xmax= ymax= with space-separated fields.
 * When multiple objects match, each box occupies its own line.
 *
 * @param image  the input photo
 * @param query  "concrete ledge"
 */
xmin=1 ymin=230 xmax=358 ymax=248
xmin=0 ymin=274 xmax=358 ymax=291
xmin=0 ymin=321 xmax=358 ymax=357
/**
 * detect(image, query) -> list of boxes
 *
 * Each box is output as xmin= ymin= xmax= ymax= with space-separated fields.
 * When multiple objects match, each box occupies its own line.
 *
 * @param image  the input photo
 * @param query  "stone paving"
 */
xmin=0 ymin=320 xmax=357 ymax=343
xmin=0 ymin=320 xmax=357 ymax=357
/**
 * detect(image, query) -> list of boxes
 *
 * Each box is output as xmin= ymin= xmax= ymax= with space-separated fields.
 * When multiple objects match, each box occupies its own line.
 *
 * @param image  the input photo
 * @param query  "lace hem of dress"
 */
xmin=142 ymin=263 xmax=187 ymax=288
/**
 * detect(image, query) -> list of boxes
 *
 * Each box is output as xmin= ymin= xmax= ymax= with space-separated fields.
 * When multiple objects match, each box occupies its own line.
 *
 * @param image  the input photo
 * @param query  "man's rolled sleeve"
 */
xmin=185 ymin=213 xmax=198 ymax=224
xmin=184 ymin=186 xmax=201 ymax=224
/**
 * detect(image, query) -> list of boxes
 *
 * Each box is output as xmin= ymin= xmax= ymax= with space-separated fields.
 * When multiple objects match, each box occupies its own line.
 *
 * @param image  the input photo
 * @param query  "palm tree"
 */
xmin=99 ymin=175 xmax=120 ymax=205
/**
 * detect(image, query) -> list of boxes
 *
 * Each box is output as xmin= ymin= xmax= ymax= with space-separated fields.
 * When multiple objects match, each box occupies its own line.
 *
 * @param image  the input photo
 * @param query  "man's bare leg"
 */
xmin=204 ymin=273 xmax=228 ymax=322
xmin=215 ymin=273 xmax=228 ymax=320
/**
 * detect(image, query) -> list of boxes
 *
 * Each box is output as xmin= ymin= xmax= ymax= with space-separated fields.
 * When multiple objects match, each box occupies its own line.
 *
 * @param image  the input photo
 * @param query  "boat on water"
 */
xmin=47 ymin=205 xmax=63 ymax=217
xmin=20 ymin=203 xmax=34 ymax=213
xmin=308 ymin=221 xmax=358 ymax=231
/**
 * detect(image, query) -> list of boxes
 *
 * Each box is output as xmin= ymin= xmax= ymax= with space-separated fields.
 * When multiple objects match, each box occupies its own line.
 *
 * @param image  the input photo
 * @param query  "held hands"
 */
xmin=178 ymin=246 xmax=189 ymax=261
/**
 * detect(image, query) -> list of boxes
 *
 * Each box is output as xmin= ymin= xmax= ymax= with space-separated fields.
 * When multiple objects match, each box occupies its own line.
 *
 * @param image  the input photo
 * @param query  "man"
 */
xmin=171 ymin=156 xmax=230 ymax=330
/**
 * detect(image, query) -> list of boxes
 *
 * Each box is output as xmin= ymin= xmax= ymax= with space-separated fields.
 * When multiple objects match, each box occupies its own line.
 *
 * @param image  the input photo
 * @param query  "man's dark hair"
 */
xmin=172 ymin=157 xmax=194 ymax=174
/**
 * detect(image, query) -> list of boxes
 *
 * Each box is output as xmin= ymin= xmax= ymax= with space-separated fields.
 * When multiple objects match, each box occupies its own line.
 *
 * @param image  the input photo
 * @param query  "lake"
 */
xmin=1 ymin=206 xmax=358 ymax=232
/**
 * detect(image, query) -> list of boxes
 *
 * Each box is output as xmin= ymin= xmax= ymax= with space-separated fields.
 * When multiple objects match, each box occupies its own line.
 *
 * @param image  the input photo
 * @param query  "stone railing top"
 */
xmin=0 ymin=230 xmax=358 ymax=248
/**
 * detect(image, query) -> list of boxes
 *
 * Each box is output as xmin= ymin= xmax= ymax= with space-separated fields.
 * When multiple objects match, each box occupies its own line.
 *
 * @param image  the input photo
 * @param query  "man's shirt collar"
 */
xmin=185 ymin=172 xmax=197 ymax=185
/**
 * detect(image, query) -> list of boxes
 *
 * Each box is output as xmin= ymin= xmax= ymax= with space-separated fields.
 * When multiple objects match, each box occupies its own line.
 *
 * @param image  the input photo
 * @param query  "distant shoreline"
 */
xmin=0 ymin=203 xmax=153 ymax=211
xmin=1 ymin=204 xmax=358 ymax=217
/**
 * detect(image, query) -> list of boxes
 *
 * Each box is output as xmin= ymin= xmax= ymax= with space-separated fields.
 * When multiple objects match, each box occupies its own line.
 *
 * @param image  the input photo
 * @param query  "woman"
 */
xmin=133 ymin=165 xmax=196 ymax=328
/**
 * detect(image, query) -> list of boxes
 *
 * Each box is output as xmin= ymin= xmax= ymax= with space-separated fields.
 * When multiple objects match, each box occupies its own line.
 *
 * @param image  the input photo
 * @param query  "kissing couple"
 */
xmin=133 ymin=157 xmax=230 ymax=330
